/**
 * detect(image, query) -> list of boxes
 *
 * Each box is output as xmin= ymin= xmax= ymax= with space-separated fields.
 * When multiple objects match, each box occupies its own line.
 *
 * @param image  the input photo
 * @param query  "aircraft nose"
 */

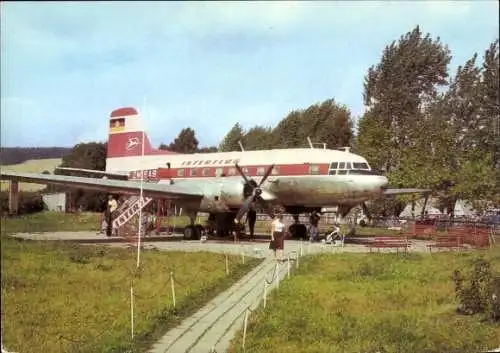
xmin=381 ymin=175 xmax=389 ymax=188
xmin=378 ymin=175 xmax=389 ymax=189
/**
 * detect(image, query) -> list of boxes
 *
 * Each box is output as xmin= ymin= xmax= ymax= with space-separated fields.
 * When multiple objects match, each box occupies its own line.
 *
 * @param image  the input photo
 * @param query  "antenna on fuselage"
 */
xmin=307 ymin=136 xmax=326 ymax=149
xmin=338 ymin=146 xmax=351 ymax=153
xmin=238 ymin=140 xmax=245 ymax=152
xmin=307 ymin=137 xmax=314 ymax=149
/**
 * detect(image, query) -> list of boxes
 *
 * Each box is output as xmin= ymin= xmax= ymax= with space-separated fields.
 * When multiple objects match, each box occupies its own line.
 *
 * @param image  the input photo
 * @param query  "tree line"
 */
xmin=3 ymin=25 xmax=498 ymax=216
xmin=0 ymin=147 xmax=72 ymax=165
xmin=157 ymin=98 xmax=353 ymax=153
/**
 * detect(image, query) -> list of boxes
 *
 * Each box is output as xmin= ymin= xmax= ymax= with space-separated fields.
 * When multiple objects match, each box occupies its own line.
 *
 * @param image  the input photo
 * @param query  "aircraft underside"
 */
xmin=179 ymin=202 xmax=359 ymax=241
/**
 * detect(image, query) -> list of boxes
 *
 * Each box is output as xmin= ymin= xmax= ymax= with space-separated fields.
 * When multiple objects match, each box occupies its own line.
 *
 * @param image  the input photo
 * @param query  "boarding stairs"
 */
xmin=112 ymin=195 xmax=153 ymax=230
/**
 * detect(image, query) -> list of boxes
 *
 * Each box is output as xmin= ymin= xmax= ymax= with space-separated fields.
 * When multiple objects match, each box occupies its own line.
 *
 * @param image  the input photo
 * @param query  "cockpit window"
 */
xmin=348 ymin=170 xmax=383 ymax=176
xmin=339 ymin=162 xmax=345 ymax=169
xmin=353 ymin=162 xmax=370 ymax=170
xmin=346 ymin=162 xmax=352 ymax=169
xmin=330 ymin=162 xmax=338 ymax=170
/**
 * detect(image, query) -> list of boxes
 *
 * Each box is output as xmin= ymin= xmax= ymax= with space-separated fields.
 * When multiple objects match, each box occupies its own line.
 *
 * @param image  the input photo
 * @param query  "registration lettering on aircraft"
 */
xmin=128 ymin=169 xmax=158 ymax=180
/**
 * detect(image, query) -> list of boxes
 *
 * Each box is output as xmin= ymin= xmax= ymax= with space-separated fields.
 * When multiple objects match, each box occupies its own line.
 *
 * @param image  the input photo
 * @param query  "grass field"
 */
xmin=230 ymin=249 xmax=500 ymax=353
xmin=1 ymin=215 xmax=262 ymax=353
xmin=0 ymin=158 xmax=62 ymax=192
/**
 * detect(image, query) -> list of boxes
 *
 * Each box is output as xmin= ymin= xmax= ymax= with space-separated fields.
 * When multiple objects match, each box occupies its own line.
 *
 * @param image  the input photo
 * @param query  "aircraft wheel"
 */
xmin=183 ymin=225 xmax=201 ymax=240
xmin=195 ymin=224 xmax=204 ymax=236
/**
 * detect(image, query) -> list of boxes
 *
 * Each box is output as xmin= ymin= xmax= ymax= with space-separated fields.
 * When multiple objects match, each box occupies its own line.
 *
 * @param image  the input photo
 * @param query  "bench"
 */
xmin=472 ymin=228 xmax=491 ymax=248
xmin=445 ymin=227 xmax=490 ymax=248
xmin=427 ymin=235 xmax=465 ymax=252
xmin=368 ymin=236 xmax=409 ymax=253
xmin=408 ymin=223 xmax=436 ymax=239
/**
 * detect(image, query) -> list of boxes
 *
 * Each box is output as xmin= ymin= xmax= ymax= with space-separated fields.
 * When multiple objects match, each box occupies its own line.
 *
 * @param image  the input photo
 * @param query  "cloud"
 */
xmin=1 ymin=1 xmax=498 ymax=148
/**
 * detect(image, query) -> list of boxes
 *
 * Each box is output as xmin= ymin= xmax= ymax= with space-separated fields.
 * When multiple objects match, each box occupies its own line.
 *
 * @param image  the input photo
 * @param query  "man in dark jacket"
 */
xmin=247 ymin=203 xmax=257 ymax=240
xmin=309 ymin=210 xmax=320 ymax=242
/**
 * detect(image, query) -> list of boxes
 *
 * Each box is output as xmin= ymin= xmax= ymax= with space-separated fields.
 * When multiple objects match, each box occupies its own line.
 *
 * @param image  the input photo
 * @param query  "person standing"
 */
xmin=106 ymin=195 xmax=118 ymax=237
xmin=247 ymin=204 xmax=257 ymax=240
xmin=309 ymin=210 xmax=320 ymax=242
xmin=269 ymin=214 xmax=285 ymax=261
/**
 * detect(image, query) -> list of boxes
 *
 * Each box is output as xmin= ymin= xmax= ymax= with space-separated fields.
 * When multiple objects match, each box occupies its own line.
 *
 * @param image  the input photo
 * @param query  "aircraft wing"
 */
xmin=382 ymin=188 xmax=432 ymax=195
xmin=0 ymin=172 xmax=203 ymax=200
xmin=55 ymin=167 xmax=128 ymax=180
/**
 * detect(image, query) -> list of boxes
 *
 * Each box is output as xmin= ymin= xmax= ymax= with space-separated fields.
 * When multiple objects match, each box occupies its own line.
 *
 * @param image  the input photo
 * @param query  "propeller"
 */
xmin=234 ymin=163 xmax=275 ymax=223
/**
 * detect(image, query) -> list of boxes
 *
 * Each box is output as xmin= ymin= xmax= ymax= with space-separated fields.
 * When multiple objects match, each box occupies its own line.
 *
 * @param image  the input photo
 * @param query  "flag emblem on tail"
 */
xmin=110 ymin=118 xmax=125 ymax=133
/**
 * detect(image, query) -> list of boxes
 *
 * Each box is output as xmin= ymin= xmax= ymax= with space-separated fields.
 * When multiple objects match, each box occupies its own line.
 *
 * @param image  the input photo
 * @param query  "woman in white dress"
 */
xmin=270 ymin=214 xmax=285 ymax=260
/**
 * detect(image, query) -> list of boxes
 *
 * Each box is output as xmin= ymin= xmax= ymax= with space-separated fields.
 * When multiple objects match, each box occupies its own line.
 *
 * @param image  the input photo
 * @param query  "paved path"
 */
xmin=9 ymin=231 xmax=442 ymax=353
xmin=148 ymin=257 xmax=286 ymax=353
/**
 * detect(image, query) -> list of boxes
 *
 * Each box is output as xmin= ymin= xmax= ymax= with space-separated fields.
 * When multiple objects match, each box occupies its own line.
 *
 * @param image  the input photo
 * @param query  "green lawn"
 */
xmin=230 ymin=249 xmax=500 ymax=353
xmin=1 ymin=215 xmax=263 ymax=353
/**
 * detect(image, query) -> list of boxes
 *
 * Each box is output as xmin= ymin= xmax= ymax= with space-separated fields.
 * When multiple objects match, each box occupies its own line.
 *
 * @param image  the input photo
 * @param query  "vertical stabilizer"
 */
xmin=107 ymin=107 xmax=155 ymax=158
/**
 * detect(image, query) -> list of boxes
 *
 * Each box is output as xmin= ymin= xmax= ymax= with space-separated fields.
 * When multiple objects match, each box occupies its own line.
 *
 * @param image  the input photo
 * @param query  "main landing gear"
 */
xmin=182 ymin=211 xmax=246 ymax=240
xmin=182 ymin=211 xmax=204 ymax=240
xmin=285 ymin=206 xmax=314 ymax=240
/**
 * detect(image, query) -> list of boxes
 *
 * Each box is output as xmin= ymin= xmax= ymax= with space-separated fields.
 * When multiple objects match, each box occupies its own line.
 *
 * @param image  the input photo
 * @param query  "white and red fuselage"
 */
xmin=105 ymin=107 xmax=388 ymax=212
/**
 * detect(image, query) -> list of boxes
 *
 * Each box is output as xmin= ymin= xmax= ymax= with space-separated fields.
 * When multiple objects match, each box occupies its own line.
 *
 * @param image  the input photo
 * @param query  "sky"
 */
xmin=1 ymin=1 xmax=499 ymax=149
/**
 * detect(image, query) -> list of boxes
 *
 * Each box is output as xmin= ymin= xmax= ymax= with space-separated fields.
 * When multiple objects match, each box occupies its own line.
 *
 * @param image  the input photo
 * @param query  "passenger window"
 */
xmin=215 ymin=168 xmax=224 ymax=177
xmin=309 ymin=164 xmax=320 ymax=175
xmin=202 ymin=168 xmax=210 ymax=176
xmin=242 ymin=167 xmax=249 ymax=174
xmin=330 ymin=162 xmax=338 ymax=169
xmin=338 ymin=170 xmax=347 ymax=175
xmin=339 ymin=162 xmax=345 ymax=169
xmin=257 ymin=167 xmax=265 ymax=175
xmin=228 ymin=167 xmax=236 ymax=176
xmin=271 ymin=166 xmax=280 ymax=175
xmin=346 ymin=162 xmax=352 ymax=169
xmin=177 ymin=169 xmax=184 ymax=177
xmin=190 ymin=168 xmax=197 ymax=177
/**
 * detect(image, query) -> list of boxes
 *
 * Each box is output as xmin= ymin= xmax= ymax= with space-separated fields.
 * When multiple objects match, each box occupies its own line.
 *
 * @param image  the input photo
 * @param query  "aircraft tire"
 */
xmin=183 ymin=225 xmax=201 ymax=240
xmin=195 ymin=224 xmax=204 ymax=237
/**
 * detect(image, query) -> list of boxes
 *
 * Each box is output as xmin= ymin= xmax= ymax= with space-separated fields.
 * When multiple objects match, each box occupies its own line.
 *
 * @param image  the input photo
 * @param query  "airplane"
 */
xmin=1 ymin=107 xmax=431 ymax=240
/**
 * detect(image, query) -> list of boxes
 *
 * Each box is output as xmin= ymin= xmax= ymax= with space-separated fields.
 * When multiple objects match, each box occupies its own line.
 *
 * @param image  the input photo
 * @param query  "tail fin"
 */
xmin=106 ymin=107 xmax=176 ymax=158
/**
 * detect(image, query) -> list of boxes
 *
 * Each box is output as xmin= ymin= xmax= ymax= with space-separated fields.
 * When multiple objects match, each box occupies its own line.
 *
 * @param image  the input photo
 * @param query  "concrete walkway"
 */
xmin=147 ymin=256 xmax=288 ymax=353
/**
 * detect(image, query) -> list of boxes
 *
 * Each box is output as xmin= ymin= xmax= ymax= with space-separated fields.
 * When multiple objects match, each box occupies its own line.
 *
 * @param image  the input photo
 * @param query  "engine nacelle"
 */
xmin=193 ymin=178 xmax=247 ymax=212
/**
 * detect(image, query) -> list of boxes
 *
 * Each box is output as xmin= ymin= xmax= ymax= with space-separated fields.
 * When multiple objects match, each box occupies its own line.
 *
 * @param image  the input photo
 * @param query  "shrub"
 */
xmin=0 ymin=191 xmax=45 ymax=216
xmin=453 ymin=257 xmax=500 ymax=322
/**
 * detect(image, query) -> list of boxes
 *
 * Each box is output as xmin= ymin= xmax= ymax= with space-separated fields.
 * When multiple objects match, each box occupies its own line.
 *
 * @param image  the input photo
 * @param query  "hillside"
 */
xmin=0 ymin=158 xmax=62 ymax=192
xmin=0 ymin=147 xmax=71 ymax=165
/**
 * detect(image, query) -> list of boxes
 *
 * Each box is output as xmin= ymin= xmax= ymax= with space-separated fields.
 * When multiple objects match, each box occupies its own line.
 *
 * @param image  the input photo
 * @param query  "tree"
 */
xmin=479 ymin=39 xmax=500 ymax=169
xmin=309 ymin=99 xmax=353 ymax=149
xmin=219 ymin=123 xmax=245 ymax=152
xmin=435 ymin=51 xmax=499 ymax=210
xmin=361 ymin=25 xmax=452 ymax=178
xmin=354 ymin=110 xmax=391 ymax=171
xmin=53 ymin=142 xmax=108 ymax=211
xmin=271 ymin=110 xmax=304 ymax=148
xmin=271 ymin=99 xmax=354 ymax=149
xmin=243 ymin=126 xmax=274 ymax=150
xmin=197 ymin=146 xmax=218 ymax=153
xmin=479 ymin=39 xmax=500 ymax=206
xmin=167 ymin=128 xmax=199 ymax=153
